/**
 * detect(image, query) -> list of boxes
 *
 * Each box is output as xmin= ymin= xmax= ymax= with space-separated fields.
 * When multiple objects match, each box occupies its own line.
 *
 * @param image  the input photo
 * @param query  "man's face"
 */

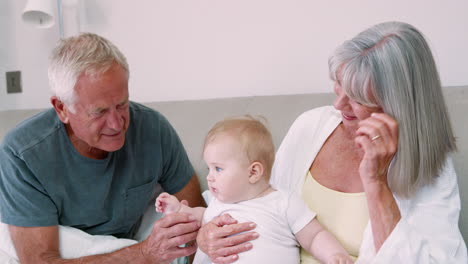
xmin=64 ymin=63 xmax=130 ymax=159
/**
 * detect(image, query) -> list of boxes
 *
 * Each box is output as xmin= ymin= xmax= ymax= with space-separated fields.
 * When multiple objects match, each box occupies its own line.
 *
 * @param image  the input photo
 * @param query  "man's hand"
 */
xmin=140 ymin=212 xmax=199 ymax=263
xmin=196 ymin=214 xmax=258 ymax=264
xmin=141 ymin=213 xmax=200 ymax=263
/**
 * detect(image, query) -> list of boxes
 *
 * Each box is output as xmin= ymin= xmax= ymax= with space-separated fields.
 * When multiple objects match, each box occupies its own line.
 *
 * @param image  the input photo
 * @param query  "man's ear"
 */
xmin=51 ymin=96 xmax=70 ymax=124
xmin=248 ymin=162 xmax=264 ymax=184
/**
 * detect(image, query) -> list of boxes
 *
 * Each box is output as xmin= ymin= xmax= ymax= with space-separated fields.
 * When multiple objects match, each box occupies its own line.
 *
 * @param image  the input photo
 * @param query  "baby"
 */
xmin=156 ymin=116 xmax=353 ymax=264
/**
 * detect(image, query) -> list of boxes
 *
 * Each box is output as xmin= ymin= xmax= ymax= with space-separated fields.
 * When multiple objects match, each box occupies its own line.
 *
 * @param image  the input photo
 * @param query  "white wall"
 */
xmin=1 ymin=0 xmax=468 ymax=111
xmin=0 ymin=0 xmax=59 ymax=111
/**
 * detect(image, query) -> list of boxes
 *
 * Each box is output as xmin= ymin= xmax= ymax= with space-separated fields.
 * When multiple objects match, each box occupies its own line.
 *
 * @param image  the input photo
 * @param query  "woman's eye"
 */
xmin=350 ymin=98 xmax=363 ymax=106
xmin=215 ymin=167 xmax=222 ymax=172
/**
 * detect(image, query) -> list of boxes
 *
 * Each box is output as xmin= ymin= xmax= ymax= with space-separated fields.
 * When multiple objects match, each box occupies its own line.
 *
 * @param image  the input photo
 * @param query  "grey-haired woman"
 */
xmin=197 ymin=21 xmax=467 ymax=263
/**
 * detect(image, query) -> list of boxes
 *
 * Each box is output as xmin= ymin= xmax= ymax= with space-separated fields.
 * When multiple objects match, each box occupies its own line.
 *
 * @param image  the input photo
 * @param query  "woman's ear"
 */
xmin=248 ymin=162 xmax=264 ymax=184
xmin=51 ymin=96 xmax=70 ymax=123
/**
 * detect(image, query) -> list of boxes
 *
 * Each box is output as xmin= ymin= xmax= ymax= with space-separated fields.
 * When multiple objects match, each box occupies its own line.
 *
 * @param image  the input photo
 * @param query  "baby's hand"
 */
xmin=155 ymin=192 xmax=181 ymax=214
xmin=327 ymin=252 xmax=354 ymax=264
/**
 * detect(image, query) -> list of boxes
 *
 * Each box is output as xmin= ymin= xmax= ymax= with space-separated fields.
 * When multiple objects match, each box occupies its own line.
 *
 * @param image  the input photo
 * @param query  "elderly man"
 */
xmin=0 ymin=33 xmax=204 ymax=263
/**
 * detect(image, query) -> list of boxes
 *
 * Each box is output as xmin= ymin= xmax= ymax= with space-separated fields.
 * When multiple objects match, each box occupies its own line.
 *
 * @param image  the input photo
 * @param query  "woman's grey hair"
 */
xmin=48 ymin=33 xmax=129 ymax=113
xmin=328 ymin=21 xmax=456 ymax=198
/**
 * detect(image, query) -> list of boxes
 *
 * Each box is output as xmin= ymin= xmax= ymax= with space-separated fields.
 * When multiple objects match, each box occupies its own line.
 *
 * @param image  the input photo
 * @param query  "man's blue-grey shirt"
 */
xmin=0 ymin=102 xmax=194 ymax=238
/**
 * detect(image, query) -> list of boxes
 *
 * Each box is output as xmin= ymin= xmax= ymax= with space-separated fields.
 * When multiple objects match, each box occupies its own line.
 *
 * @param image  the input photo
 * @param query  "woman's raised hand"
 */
xmin=355 ymin=112 xmax=399 ymax=188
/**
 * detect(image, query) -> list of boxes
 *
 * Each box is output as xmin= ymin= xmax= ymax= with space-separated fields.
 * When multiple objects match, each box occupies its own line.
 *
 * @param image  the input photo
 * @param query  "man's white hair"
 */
xmin=48 ymin=33 xmax=129 ymax=113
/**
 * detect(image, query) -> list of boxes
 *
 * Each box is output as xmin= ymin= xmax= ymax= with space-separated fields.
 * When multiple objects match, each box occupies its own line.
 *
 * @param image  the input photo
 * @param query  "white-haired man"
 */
xmin=0 ymin=33 xmax=212 ymax=263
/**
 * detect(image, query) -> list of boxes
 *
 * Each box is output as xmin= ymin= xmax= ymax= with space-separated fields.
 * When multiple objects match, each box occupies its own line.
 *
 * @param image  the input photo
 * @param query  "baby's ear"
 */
xmin=248 ymin=162 xmax=264 ymax=184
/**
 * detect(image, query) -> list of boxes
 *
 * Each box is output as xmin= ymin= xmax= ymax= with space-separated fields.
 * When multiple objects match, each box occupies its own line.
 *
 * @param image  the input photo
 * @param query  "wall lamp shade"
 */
xmin=22 ymin=0 xmax=56 ymax=28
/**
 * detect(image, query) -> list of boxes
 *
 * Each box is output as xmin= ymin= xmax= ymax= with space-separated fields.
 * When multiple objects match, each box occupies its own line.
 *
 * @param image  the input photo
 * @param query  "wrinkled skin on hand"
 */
xmin=355 ymin=112 xmax=398 ymax=188
xmin=196 ymin=214 xmax=259 ymax=264
xmin=140 ymin=212 xmax=199 ymax=264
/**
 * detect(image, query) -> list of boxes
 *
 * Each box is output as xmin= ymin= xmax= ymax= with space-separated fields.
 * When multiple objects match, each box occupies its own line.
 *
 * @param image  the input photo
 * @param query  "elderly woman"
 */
xmin=196 ymin=21 xmax=467 ymax=263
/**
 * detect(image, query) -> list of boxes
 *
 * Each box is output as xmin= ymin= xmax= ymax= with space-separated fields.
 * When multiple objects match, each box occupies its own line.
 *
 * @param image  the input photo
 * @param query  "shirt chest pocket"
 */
xmin=124 ymin=177 xmax=158 ymax=226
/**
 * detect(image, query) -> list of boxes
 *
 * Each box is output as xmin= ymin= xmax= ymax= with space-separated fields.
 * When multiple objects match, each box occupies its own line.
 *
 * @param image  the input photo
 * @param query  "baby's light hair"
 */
xmin=204 ymin=115 xmax=275 ymax=179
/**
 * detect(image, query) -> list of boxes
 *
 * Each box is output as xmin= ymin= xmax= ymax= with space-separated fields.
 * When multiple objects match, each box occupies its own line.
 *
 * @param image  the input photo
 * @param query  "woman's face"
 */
xmin=333 ymin=81 xmax=382 ymax=133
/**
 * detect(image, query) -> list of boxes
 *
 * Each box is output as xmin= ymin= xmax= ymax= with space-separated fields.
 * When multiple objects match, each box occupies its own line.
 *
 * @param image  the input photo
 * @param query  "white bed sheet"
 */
xmin=0 ymin=203 xmax=187 ymax=263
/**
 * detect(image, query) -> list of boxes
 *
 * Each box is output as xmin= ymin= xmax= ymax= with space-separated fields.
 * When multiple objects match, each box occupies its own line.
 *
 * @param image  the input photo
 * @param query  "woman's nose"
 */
xmin=333 ymin=86 xmax=350 ymax=110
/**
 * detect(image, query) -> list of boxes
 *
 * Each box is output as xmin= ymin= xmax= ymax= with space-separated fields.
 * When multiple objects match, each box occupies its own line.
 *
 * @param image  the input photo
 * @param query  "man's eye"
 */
xmin=91 ymin=110 xmax=105 ymax=117
xmin=118 ymin=102 xmax=128 ymax=109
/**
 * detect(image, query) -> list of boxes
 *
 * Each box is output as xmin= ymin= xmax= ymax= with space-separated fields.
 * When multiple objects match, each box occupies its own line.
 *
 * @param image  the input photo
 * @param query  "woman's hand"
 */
xmin=196 ymin=214 xmax=258 ymax=264
xmin=355 ymin=112 xmax=401 ymax=251
xmin=355 ymin=112 xmax=398 ymax=188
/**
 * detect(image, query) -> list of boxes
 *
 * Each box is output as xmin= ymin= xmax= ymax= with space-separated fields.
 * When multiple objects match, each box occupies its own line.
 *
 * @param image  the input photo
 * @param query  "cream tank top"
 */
xmin=300 ymin=171 xmax=369 ymax=263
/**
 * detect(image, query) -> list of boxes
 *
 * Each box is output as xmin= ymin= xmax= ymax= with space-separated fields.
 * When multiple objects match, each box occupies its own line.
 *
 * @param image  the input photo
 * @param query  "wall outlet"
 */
xmin=6 ymin=71 xmax=22 ymax=93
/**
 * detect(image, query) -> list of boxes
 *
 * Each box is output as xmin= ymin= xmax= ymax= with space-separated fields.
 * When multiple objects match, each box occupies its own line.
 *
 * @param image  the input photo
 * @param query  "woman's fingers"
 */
xmin=355 ymin=113 xmax=399 ymax=186
xmin=200 ymin=221 xmax=257 ymax=248
xmin=356 ymin=113 xmax=398 ymax=153
xmin=197 ymin=214 xmax=258 ymax=262
xmin=210 ymin=241 xmax=254 ymax=264
xmin=356 ymin=114 xmax=393 ymax=144
xmin=212 ymin=254 xmax=240 ymax=264
xmin=217 ymin=222 xmax=257 ymax=238
xmin=370 ymin=113 xmax=398 ymax=141
xmin=211 ymin=214 xmax=238 ymax=227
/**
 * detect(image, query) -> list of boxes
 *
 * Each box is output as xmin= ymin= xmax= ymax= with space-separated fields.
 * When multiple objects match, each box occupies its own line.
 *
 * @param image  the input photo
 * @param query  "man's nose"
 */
xmin=106 ymin=109 xmax=123 ymax=130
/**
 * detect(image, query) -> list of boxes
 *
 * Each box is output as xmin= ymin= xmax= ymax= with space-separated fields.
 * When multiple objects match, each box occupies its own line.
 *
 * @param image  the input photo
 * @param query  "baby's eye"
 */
xmin=215 ymin=167 xmax=223 ymax=172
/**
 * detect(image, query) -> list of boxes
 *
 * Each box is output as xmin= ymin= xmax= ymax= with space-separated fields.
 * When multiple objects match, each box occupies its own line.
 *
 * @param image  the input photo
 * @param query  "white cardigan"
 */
xmin=270 ymin=106 xmax=467 ymax=263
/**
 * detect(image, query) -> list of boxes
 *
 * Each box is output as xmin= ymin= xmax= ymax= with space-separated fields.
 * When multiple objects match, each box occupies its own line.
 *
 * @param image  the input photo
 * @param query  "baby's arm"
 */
xmin=155 ymin=192 xmax=206 ymax=222
xmin=295 ymin=219 xmax=353 ymax=264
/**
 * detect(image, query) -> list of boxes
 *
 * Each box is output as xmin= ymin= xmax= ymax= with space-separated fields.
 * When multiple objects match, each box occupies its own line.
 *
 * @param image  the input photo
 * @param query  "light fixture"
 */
xmin=22 ymin=0 xmax=64 ymax=38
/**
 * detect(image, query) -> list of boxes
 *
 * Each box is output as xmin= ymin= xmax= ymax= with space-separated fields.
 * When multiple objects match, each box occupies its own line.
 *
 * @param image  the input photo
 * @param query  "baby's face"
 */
xmin=203 ymin=134 xmax=252 ymax=203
